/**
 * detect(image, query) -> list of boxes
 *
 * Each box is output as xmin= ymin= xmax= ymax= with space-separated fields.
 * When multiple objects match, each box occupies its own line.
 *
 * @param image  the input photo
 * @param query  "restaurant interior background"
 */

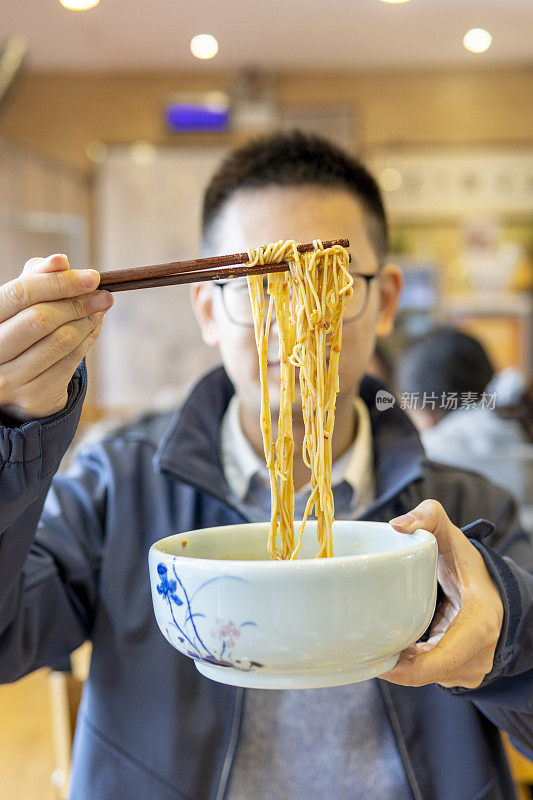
xmin=0 ymin=1 xmax=532 ymax=798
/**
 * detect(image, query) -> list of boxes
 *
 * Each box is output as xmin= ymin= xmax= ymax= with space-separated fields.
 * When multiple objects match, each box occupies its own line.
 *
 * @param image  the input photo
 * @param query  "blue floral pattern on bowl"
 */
xmin=156 ymin=563 xmax=263 ymax=671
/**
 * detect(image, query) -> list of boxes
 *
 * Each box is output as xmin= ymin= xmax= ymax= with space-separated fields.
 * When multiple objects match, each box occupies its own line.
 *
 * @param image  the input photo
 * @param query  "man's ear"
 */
xmin=189 ymin=282 xmax=220 ymax=346
xmin=375 ymin=262 xmax=403 ymax=338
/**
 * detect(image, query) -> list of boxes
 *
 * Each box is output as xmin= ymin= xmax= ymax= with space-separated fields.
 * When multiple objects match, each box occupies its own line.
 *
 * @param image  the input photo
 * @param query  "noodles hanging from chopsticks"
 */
xmin=247 ymin=240 xmax=353 ymax=560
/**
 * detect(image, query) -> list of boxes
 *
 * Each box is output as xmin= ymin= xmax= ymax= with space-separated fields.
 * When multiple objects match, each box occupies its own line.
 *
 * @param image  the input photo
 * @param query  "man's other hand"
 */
xmin=379 ymin=499 xmax=504 ymax=689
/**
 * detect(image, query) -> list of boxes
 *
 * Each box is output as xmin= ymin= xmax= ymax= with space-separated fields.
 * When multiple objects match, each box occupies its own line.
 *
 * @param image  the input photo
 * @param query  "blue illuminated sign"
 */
xmin=165 ymin=103 xmax=230 ymax=132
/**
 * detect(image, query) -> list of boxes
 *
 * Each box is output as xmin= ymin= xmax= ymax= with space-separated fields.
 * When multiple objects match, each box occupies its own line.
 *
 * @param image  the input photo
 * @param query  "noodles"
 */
xmin=247 ymin=240 xmax=353 ymax=560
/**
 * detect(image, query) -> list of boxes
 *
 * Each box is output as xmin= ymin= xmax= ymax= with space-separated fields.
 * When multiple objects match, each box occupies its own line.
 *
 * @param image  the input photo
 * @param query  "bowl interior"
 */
xmin=152 ymin=520 xmax=432 ymax=562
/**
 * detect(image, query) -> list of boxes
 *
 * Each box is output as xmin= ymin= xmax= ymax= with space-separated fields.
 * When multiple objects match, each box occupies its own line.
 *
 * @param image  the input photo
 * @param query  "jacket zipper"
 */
xmin=214 ymin=687 xmax=244 ymax=800
xmin=378 ymin=681 xmax=424 ymax=800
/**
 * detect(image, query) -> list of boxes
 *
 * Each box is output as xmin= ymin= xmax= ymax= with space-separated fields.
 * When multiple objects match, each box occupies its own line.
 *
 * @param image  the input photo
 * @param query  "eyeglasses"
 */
xmin=214 ymin=272 xmax=380 ymax=328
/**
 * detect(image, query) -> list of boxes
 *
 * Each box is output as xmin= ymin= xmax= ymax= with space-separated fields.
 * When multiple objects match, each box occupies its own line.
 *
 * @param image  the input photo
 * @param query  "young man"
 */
xmin=397 ymin=326 xmax=533 ymax=534
xmin=0 ymin=131 xmax=531 ymax=800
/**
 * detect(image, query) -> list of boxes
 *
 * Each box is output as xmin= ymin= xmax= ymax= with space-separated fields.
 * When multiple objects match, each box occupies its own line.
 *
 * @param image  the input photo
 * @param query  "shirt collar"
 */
xmin=219 ymin=395 xmax=264 ymax=502
xmin=153 ymin=367 xmax=425 ymax=510
xmin=220 ymin=393 xmax=375 ymax=512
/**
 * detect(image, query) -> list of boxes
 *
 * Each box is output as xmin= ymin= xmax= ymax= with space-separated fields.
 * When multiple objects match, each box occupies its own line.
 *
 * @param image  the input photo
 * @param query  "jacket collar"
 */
xmin=153 ymin=366 xmax=425 ymax=508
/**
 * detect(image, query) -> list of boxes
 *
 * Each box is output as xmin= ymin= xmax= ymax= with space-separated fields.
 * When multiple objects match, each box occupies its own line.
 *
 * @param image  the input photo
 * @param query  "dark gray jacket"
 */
xmin=0 ymin=363 xmax=532 ymax=800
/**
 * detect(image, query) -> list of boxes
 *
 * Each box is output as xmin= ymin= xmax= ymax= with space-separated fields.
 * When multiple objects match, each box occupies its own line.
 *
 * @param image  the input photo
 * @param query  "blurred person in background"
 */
xmin=397 ymin=326 xmax=533 ymax=533
xmin=0 ymin=132 xmax=532 ymax=800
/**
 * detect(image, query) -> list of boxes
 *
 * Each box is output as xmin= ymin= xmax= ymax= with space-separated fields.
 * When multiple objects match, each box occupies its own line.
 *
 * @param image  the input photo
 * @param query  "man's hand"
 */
xmin=0 ymin=254 xmax=113 ymax=423
xmin=379 ymin=499 xmax=504 ymax=689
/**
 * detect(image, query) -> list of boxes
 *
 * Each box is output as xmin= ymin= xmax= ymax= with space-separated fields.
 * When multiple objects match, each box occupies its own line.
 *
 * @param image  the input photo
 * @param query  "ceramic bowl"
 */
xmin=148 ymin=520 xmax=437 ymax=689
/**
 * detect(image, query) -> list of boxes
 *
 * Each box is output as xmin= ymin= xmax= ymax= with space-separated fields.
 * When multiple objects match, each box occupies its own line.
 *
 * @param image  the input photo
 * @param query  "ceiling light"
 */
xmin=59 ymin=0 xmax=100 ymax=9
xmin=130 ymin=141 xmax=156 ymax=166
xmin=86 ymin=141 xmax=108 ymax=163
xmin=463 ymin=28 xmax=492 ymax=54
xmin=379 ymin=0 xmax=412 ymax=4
xmin=379 ymin=168 xmax=403 ymax=192
xmin=190 ymin=34 xmax=219 ymax=60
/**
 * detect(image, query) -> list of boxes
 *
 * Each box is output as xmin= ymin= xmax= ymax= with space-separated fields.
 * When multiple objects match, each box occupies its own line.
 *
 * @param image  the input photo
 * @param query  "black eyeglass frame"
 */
xmin=213 ymin=271 xmax=381 ymax=328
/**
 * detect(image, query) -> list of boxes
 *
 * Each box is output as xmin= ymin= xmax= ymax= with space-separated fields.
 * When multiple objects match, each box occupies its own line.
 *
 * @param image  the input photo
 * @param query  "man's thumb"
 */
xmin=23 ymin=254 xmax=70 ymax=274
xmin=390 ymin=499 xmax=458 ymax=557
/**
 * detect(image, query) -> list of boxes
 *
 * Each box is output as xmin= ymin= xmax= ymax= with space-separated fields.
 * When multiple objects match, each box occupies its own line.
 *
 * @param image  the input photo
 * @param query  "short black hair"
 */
xmin=201 ymin=129 xmax=389 ymax=263
xmin=397 ymin=326 xmax=495 ymax=404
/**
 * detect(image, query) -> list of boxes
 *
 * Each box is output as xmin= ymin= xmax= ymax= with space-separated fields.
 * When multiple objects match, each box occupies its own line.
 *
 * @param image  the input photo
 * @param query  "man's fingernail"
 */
xmin=90 ymin=290 xmax=113 ymax=310
xmin=389 ymin=513 xmax=416 ymax=528
xmin=80 ymin=269 xmax=100 ymax=289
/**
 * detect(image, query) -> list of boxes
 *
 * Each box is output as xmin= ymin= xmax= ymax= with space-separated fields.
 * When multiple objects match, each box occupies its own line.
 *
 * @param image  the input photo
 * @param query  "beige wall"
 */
xmin=1 ymin=68 xmax=532 ymax=173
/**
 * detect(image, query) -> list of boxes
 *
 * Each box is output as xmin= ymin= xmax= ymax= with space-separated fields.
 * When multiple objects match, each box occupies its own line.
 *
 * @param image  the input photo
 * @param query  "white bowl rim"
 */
xmin=149 ymin=520 xmax=437 ymax=570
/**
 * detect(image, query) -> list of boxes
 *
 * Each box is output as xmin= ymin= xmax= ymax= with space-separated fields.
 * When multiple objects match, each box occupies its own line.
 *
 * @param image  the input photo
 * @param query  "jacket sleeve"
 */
xmin=0 ymin=361 xmax=106 ymax=682
xmin=450 ymin=496 xmax=533 ymax=758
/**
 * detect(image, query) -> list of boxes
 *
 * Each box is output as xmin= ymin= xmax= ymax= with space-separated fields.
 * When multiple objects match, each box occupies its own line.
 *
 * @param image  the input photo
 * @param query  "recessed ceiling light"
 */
xmin=463 ymin=28 xmax=492 ymax=54
xmin=130 ymin=141 xmax=156 ymax=166
xmin=379 ymin=168 xmax=403 ymax=192
xmin=379 ymin=0 xmax=412 ymax=4
xmin=59 ymin=0 xmax=100 ymax=9
xmin=190 ymin=34 xmax=219 ymax=60
xmin=86 ymin=141 xmax=108 ymax=163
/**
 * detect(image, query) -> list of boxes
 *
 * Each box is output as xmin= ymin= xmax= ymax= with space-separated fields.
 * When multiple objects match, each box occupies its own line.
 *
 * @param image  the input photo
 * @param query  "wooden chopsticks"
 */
xmin=97 ymin=239 xmax=350 ymax=292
